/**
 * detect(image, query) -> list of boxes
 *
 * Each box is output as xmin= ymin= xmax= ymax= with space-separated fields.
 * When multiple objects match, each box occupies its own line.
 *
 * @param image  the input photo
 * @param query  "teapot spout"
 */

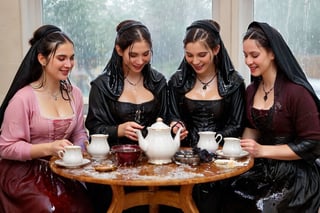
xmin=136 ymin=129 xmax=147 ymax=151
xmin=173 ymin=127 xmax=182 ymax=148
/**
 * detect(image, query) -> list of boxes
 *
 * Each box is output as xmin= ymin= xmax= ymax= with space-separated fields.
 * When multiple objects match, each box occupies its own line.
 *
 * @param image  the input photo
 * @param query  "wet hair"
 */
xmin=183 ymin=19 xmax=222 ymax=69
xmin=176 ymin=19 xmax=236 ymax=88
xmin=0 ymin=25 xmax=74 ymax=125
xmin=30 ymin=25 xmax=74 ymax=83
xmin=184 ymin=19 xmax=220 ymax=50
xmin=115 ymin=20 xmax=152 ymax=52
xmin=243 ymin=26 xmax=272 ymax=52
xmin=243 ymin=21 xmax=320 ymax=111
xmin=104 ymin=20 xmax=152 ymax=76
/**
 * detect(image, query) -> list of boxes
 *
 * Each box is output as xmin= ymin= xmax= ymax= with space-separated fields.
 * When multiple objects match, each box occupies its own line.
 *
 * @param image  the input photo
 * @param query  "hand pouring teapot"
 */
xmin=197 ymin=131 xmax=223 ymax=153
xmin=85 ymin=134 xmax=110 ymax=159
xmin=136 ymin=117 xmax=182 ymax=164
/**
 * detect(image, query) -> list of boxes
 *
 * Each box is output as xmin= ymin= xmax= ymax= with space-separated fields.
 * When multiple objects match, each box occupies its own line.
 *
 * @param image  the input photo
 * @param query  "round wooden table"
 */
xmin=50 ymin=152 xmax=253 ymax=213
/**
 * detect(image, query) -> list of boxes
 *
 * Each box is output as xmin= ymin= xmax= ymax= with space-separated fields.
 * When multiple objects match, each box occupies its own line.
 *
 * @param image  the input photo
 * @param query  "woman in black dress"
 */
xmin=85 ymin=20 xmax=167 ymax=213
xmin=168 ymin=19 xmax=246 ymax=213
xmin=168 ymin=19 xmax=245 ymax=148
xmin=85 ymin=20 xmax=167 ymax=147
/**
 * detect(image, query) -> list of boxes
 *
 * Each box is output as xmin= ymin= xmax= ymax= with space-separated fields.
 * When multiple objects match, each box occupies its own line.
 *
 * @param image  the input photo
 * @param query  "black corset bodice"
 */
xmin=113 ymin=99 xmax=158 ymax=126
xmin=111 ymin=99 xmax=159 ymax=145
xmin=181 ymin=97 xmax=224 ymax=147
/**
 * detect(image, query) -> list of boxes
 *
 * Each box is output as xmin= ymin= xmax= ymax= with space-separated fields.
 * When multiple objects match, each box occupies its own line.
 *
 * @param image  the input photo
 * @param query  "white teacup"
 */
xmin=58 ymin=145 xmax=83 ymax=164
xmin=222 ymin=137 xmax=242 ymax=156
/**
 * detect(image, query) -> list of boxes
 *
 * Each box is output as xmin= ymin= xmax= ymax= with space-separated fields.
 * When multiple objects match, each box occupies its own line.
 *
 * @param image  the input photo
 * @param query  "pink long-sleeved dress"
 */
xmin=0 ymin=85 xmax=93 ymax=213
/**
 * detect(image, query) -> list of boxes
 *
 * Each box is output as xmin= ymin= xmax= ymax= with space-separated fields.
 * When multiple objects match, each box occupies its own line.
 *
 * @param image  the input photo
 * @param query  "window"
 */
xmin=254 ymin=0 xmax=320 ymax=96
xmin=21 ymin=0 xmax=320 ymax=97
xmin=42 ymin=0 xmax=212 ymax=97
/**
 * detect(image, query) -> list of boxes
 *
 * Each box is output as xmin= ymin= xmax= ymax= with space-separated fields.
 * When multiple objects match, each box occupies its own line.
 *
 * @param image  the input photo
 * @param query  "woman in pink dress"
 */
xmin=0 ymin=25 xmax=93 ymax=212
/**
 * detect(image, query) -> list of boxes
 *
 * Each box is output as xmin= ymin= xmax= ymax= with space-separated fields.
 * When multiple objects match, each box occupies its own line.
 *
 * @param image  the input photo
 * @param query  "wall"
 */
xmin=0 ymin=0 xmax=23 ymax=102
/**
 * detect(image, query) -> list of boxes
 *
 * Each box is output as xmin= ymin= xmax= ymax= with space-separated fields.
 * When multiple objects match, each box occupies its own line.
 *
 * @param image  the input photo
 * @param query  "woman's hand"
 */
xmin=170 ymin=121 xmax=188 ymax=140
xmin=30 ymin=139 xmax=73 ymax=158
xmin=240 ymin=138 xmax=262 ymax=158
xmin=118 ymin=121 xmax=144 ymax=141
xmin=240 ymin=138 xmax=300 ymax=160
xmin=50 ymin=139 xmax=73 ymax=156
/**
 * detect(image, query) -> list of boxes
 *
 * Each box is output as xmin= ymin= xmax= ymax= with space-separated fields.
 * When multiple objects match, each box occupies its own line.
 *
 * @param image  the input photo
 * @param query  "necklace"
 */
xmin=125 ymin=75 xmax=142 ymax=86
xmin=50 ymin=92 xmax=60 ymax=101
xmin=197 ymin=73 xmax=217 ymax=90
xmin=262 ymin=81 xmax=274 ymax=101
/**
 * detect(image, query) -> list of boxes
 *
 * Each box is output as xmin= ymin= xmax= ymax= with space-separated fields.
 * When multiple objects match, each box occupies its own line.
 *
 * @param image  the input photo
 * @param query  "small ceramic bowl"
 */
xmin=111 ymin=144 xmax=142 ymax=166
xmin=173 ymin=150 xmax=200 ymax=166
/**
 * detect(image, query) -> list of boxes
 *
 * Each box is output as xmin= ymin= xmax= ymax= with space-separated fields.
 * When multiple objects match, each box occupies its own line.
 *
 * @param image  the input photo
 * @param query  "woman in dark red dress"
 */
xmin=222 ymin=21 xmax=320 ymax=213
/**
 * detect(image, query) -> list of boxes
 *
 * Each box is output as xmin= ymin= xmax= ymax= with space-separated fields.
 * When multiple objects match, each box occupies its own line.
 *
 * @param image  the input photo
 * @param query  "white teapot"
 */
xmin=85 ymin=134 xmax=110 ymax=159
xmin=197 ymin=131 xmax=223 ymax=153
xmin=136 ymin=118 xmax=182 ymax=164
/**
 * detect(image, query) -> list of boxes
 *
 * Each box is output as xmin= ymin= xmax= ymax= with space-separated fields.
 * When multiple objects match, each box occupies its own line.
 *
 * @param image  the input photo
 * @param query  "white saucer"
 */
xmin=216 ymin=150 xmax=249 ymax=159
xmin=55 ymin=159 xmax=91 ymax=168
xmin=148 ymin=159 xmax=172 ymax=165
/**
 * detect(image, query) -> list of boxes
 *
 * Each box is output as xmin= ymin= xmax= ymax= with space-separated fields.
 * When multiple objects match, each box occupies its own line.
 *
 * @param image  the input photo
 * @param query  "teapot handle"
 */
xmin=215 ymin=134 xmax=223 ymax=144
xmin=170 ymin=121 xmax=185 ymax=134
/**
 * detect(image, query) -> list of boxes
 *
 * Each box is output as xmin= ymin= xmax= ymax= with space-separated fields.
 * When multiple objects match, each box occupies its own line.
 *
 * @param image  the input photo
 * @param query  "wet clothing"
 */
xmin=0 ymin=159 xmax=93 ymax=213
xmin=85 ymin=65 xmax=167 ymax=213
xmin=0 ymin=85 xmax=93 ymax=212
xmin=168 ymin=68 xmax=245 ymax=147
xmin=168 ymin=20 xmax=245 ymax=148
xmin=225 ymin=74 xmax=320 ymax=213
xmin=85 ymin=67 xmax=167 ymax=147
xmin=167 ymin=20 xmax=246 ymax=213
xmin=222 ymin=21 xmax=320 ymax=213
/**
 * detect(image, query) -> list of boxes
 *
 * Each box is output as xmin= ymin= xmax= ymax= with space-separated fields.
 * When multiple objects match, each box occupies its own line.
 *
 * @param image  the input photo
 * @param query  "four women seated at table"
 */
xmin=0 ymin=18 xmax=319 ymax=213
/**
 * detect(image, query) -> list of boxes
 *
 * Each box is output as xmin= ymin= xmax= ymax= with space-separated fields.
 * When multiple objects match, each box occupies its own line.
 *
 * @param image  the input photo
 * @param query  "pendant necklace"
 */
xmin=125 ymin=75 xmax=142 ymax=86
xmin=197 ymin=73 xmax=217 ymax=90
xmin=262 ymin=81 xmax=274 ymax=101
xmin=49 ymin=91 xmax=60 ymax=101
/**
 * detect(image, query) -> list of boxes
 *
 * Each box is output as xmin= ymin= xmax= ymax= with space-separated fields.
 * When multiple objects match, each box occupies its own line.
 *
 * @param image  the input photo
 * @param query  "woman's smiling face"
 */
xmin=39 ymin=41 xmax=75 ymax=81
xmin=117 ymin=40 xmax=151 ymax=74
xmin=243 ymin=38 xmax=275 ymax=77
xmin=184 ymin=41 xmax=217 ymax=75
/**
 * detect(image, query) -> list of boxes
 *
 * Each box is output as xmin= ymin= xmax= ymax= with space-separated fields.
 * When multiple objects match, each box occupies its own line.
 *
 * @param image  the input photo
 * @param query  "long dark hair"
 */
xmin=184 ymin=19 xmax=221 ymax=67
xmin=243 ymin=21 xmax=320 ymax=110
xmin=177 ymin=19 xmax=236 ymax=88
xmin=103 ymin=20 xmax=153 ymax=80
xmin=0 ymin=25 xmax=74 ymax=126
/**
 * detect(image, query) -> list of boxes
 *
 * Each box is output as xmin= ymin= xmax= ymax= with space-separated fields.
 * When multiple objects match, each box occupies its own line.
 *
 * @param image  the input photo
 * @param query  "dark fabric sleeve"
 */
xmin=167 ymin=70 xmax=192 ymax=125
xmin=144 ymin=68 xmax=169 ymax=124
xmin=218 ymin=82 xmax=246 ymax=137
xmin=167 ymin=78 xmax=182 ymax=123
xmin=156 ymin=80 xmax=169 ymax=124
xmin=285 ymin=85 xmax=320 ymax=162
xmin=289 ymin=139 xmax=320 ymax=163
xmin=85 ymin=83 xmax=118 ymax=142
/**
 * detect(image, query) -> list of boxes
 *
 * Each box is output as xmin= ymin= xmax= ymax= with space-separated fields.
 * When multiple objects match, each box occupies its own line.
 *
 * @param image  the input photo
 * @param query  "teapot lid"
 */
xmin=149 ymin=118 xmax=169 ymax=130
